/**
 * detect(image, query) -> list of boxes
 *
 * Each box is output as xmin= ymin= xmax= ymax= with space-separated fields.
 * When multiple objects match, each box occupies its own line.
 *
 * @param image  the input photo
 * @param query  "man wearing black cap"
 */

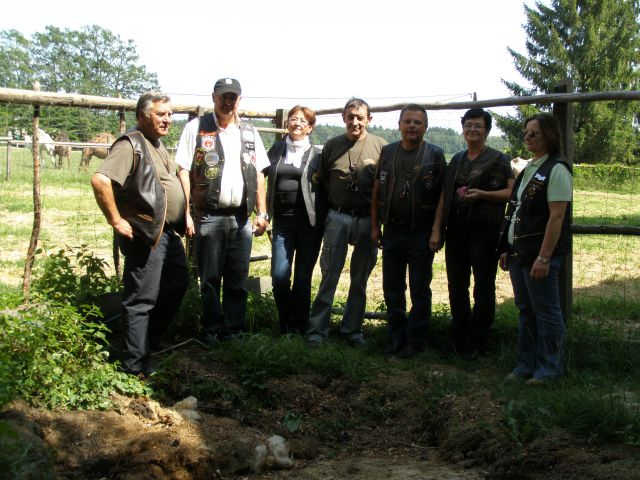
xmin=176 ymin=78 xmax=270 ymax=343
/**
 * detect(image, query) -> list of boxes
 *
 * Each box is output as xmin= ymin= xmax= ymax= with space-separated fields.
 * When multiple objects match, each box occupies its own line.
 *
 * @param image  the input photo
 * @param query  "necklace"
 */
xmin=346 ymin=136 xmax=367 ymax=192
xmin=348 ymin=136 xmax=367 ymax=169
xmin=396 ymin=142 xmax=424 ymax=200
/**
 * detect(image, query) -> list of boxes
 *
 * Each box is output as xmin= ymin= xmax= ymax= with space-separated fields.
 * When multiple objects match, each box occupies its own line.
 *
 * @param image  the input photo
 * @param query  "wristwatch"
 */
xmin=537 ymin=255 xmax=550 ymax=264
xmin=257 ymin=212 xmax=270 ymax=222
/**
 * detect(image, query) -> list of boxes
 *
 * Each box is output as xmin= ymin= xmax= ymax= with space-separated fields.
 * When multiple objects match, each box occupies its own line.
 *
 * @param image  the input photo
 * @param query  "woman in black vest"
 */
xmin=263 ymin=106 xmax=324 ymax=334
xmin=434 ymin=108 xmax=514 ymax=359
xmin=499 ymin=113 xmax=572 ymax=384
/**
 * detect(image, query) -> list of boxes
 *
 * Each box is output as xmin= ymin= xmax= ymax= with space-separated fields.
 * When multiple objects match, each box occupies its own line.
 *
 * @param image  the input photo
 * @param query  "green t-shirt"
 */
xmin=507 ymin=154 xmax=572 ymax=244
xmin=96 ymin=136 xmax=186 ymax=228
xmin=319 ymin=133 xmax=387 ymax=211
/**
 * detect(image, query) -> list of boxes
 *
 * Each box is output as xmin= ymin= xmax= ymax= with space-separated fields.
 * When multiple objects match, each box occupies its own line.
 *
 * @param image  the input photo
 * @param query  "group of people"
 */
xmin=91 ymin=78 xmax=572 ymax=385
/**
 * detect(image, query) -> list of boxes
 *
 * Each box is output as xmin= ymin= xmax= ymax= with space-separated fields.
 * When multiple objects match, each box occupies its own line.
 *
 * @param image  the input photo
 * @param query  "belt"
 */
xmin=333 ymin=206 xmax=370 ymax=217
xmin=207 ymin=206 xmax=247 ymax=217
xmin=387 ymin=218 xmax=411 ymax=227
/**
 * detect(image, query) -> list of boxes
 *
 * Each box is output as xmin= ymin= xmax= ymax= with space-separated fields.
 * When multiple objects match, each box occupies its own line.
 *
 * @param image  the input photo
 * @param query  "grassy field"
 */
xmin=2 ymin=146 xmax=640 ymax=478
xmin=2 ymin=145 xmax=639 ymax=321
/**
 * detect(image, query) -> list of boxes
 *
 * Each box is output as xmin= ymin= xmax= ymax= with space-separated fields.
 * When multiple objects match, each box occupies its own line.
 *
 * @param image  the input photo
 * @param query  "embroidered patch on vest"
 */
xmin=379 ymin=170 xmax=388 ymax=184
xmin=205 ymin=152 xmax=220 ymax=166
xmin=201 ymin=135 xmax=216 ymax=152
xmin=205 ymin=166 xmax=220 ymax=179
xmin=194 ymin=148 xmax=205 ymax=166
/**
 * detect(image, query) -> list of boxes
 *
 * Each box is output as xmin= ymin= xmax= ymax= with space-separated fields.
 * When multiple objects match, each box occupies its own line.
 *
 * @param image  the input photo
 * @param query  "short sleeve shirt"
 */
xmin=319 ymin=133 xmax=387 ymax=211
xmin=175 ymin=115 xmax=269 ymax=208
xmin=96 ymin=135 xmax=186 ymax=227
xmin=507 ymin=154 xmax=572 ymax=244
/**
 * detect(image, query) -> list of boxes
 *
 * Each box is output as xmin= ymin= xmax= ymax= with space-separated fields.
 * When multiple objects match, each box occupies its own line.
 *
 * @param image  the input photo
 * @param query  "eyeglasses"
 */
xmin=463 ymin=122 xmax=485 ymax=130
xmin=289 ymin=117 xmax=309 ymax=126
xmin=523 ymin=129 xmax=540 ymax=138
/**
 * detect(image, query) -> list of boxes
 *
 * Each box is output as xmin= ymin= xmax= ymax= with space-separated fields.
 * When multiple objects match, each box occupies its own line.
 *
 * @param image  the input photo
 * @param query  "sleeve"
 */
xmin=547 ymin=163 xmax=573 ymax=202
xmin=174 ymin=118 xmax=199 ymax=171
xmin=252 ymin=126 xmax=271 ymax=172
xmin=95 ymin=140 xmax=134 ymax=186
xmin=499 ymin=153 xmax=516 ymax=179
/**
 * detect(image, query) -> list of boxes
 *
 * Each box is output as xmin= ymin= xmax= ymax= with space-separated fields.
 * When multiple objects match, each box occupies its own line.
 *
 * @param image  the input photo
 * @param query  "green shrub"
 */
xmin=0 ymin=300 xmax=149 ymax=410
xmin=573 ymin=164 xmax=639 ymax=193
xmin=31 ymin=244 xmax=119 ymax=307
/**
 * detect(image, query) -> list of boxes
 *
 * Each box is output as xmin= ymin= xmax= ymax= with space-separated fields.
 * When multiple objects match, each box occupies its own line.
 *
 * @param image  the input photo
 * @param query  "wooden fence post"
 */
xmin=22 ymin=81 xmax=43 ymax=298
xmin=274 ymin=109 xmax=288 ymax=143
xmin=112 ymin=106 xmax=127 ymax=278
xmin=553 ymin=79 xmax=574 ymax=322
xmin=5 ymin=139 xmax=10 ymax=181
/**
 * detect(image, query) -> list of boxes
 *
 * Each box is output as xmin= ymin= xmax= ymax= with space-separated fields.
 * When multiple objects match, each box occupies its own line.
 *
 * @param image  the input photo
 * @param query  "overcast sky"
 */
xmin=3 ymin=0 xmax=541 ymax=129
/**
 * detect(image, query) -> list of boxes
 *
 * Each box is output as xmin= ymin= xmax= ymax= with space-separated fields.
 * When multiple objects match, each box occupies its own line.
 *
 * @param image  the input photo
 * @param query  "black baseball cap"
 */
xmin=213 ymin=78 xmax=241 ymax=95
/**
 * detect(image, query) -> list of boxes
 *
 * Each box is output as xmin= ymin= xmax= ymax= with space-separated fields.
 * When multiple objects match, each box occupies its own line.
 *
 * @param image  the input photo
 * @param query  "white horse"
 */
xmin=23 ymin=128 xmax=56 ymax=167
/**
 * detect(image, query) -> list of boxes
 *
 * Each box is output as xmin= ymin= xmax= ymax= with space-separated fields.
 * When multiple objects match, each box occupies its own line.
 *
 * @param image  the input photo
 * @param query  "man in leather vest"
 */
xmin=371 ymin=104 xmax=446 ymax=358
xmin=176 ymin=78 xmax=270 ymax=343
xmin=91 ymin=92 xmax=189 ymax=378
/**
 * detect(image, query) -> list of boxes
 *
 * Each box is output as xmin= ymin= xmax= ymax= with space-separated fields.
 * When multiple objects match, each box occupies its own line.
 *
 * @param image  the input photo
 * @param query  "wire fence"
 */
xmin=1 ymin=87 xmax=639 ymax=320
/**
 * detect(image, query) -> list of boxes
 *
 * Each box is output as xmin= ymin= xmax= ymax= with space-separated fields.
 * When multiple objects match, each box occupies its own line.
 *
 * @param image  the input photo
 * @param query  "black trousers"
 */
xmin=445 ymin=219 xmax=501 ymax=353
xmin=118 ymin=230 xmax=188 ymax=374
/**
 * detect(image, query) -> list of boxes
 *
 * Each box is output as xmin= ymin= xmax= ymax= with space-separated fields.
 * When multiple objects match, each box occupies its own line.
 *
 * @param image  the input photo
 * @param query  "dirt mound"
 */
xmin=2 ymin=346 xmax=639 ymax=479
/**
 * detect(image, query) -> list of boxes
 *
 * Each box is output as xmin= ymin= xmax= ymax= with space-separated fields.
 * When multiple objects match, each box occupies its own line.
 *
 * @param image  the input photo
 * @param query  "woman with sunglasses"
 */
xmin=263 ymin=106 xmax=324 ymax=334
xmin=499 ymin=113 xmax=573 ymax=384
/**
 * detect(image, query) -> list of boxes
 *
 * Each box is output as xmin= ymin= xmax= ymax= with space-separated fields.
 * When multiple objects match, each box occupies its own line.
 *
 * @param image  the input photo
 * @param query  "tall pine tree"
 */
xmin=497 ymin=0 xmax=640 ymax=164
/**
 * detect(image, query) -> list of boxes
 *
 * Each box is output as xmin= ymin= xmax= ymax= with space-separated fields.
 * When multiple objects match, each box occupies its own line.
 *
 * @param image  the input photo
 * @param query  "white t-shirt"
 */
xmin=175 ymin=113 xmax=269 ymax=208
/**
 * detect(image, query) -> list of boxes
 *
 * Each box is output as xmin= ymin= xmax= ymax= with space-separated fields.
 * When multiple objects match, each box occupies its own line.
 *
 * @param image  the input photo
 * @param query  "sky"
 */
xmin=3 ymin=0 xmax=540 ymax=130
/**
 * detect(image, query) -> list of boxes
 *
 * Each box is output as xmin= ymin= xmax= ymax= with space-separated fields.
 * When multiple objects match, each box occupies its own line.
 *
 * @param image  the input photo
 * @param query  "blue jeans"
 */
xmin=308 ymin=209 xmax=377 ymax=342
xmin=509 ymin=256 xmax=565 ymax=380
xmin=195 ymin=212 xmax=253 ymax=335
xmin=271 ymin=214 xmax=323 ymax=333
xmin=118 ymin=230 xmax=188 ymax=374
xmin=382 ymin=224 xmax=434 ymax=350
xmin=445 ymin=220 xmax=501 ymax=352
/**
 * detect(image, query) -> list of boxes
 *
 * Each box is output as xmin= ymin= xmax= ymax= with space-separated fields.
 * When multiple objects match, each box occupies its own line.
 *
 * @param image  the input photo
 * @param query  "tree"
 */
xmin=497 ymin=0 xmax=640 ymax=164
xmin=0 ymin=25 xmax=161 ymax=140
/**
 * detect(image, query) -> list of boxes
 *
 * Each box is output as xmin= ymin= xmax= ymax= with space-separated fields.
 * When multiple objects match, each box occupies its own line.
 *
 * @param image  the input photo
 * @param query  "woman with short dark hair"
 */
xmin=431 ymin=108 xmax=514 ymax=359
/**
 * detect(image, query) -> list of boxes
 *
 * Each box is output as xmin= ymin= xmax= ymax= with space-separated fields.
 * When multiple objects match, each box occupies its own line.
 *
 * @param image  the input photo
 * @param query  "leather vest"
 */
xmin=114 ymin=129 xmax=185 ymax=247
xmin=443 ymin=148 xmax=511 ymax=225
xmin=500 ymin=155 xmax=571 ymax=265
xmin=189 ymin=113 xmax=258 ymax=217
xmin=376 ymin=141 xmax=446 ymax=228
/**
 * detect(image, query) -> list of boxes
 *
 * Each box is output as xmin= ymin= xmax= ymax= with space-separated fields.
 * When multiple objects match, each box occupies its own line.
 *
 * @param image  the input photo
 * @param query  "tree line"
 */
xmin=2 ymin=1 xmax=639 ymax=164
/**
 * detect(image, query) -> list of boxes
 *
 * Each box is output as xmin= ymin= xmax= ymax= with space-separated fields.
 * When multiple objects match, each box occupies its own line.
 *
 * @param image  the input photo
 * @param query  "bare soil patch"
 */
xmin=2 ymin=343 xmax=638 ymax=480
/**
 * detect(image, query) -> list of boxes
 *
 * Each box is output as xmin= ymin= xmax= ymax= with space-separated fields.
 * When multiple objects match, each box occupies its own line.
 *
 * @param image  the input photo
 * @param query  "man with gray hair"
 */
xmin=91 ymin=92 xmax=189 ymax=378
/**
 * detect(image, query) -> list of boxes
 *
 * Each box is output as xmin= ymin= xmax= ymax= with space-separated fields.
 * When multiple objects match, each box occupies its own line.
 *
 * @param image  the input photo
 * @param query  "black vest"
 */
xmin=376 ymin=141 xmax=446 ymax=229
xmin=189 ymin=113 xmax=258 ymax=217
xmin=443 ymin=148 xmax=511 ymax=225
xmin=500 ymin=155 xmax=571 ymax=265
xmin=114 ymin=129 xmax=185 ymax=247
